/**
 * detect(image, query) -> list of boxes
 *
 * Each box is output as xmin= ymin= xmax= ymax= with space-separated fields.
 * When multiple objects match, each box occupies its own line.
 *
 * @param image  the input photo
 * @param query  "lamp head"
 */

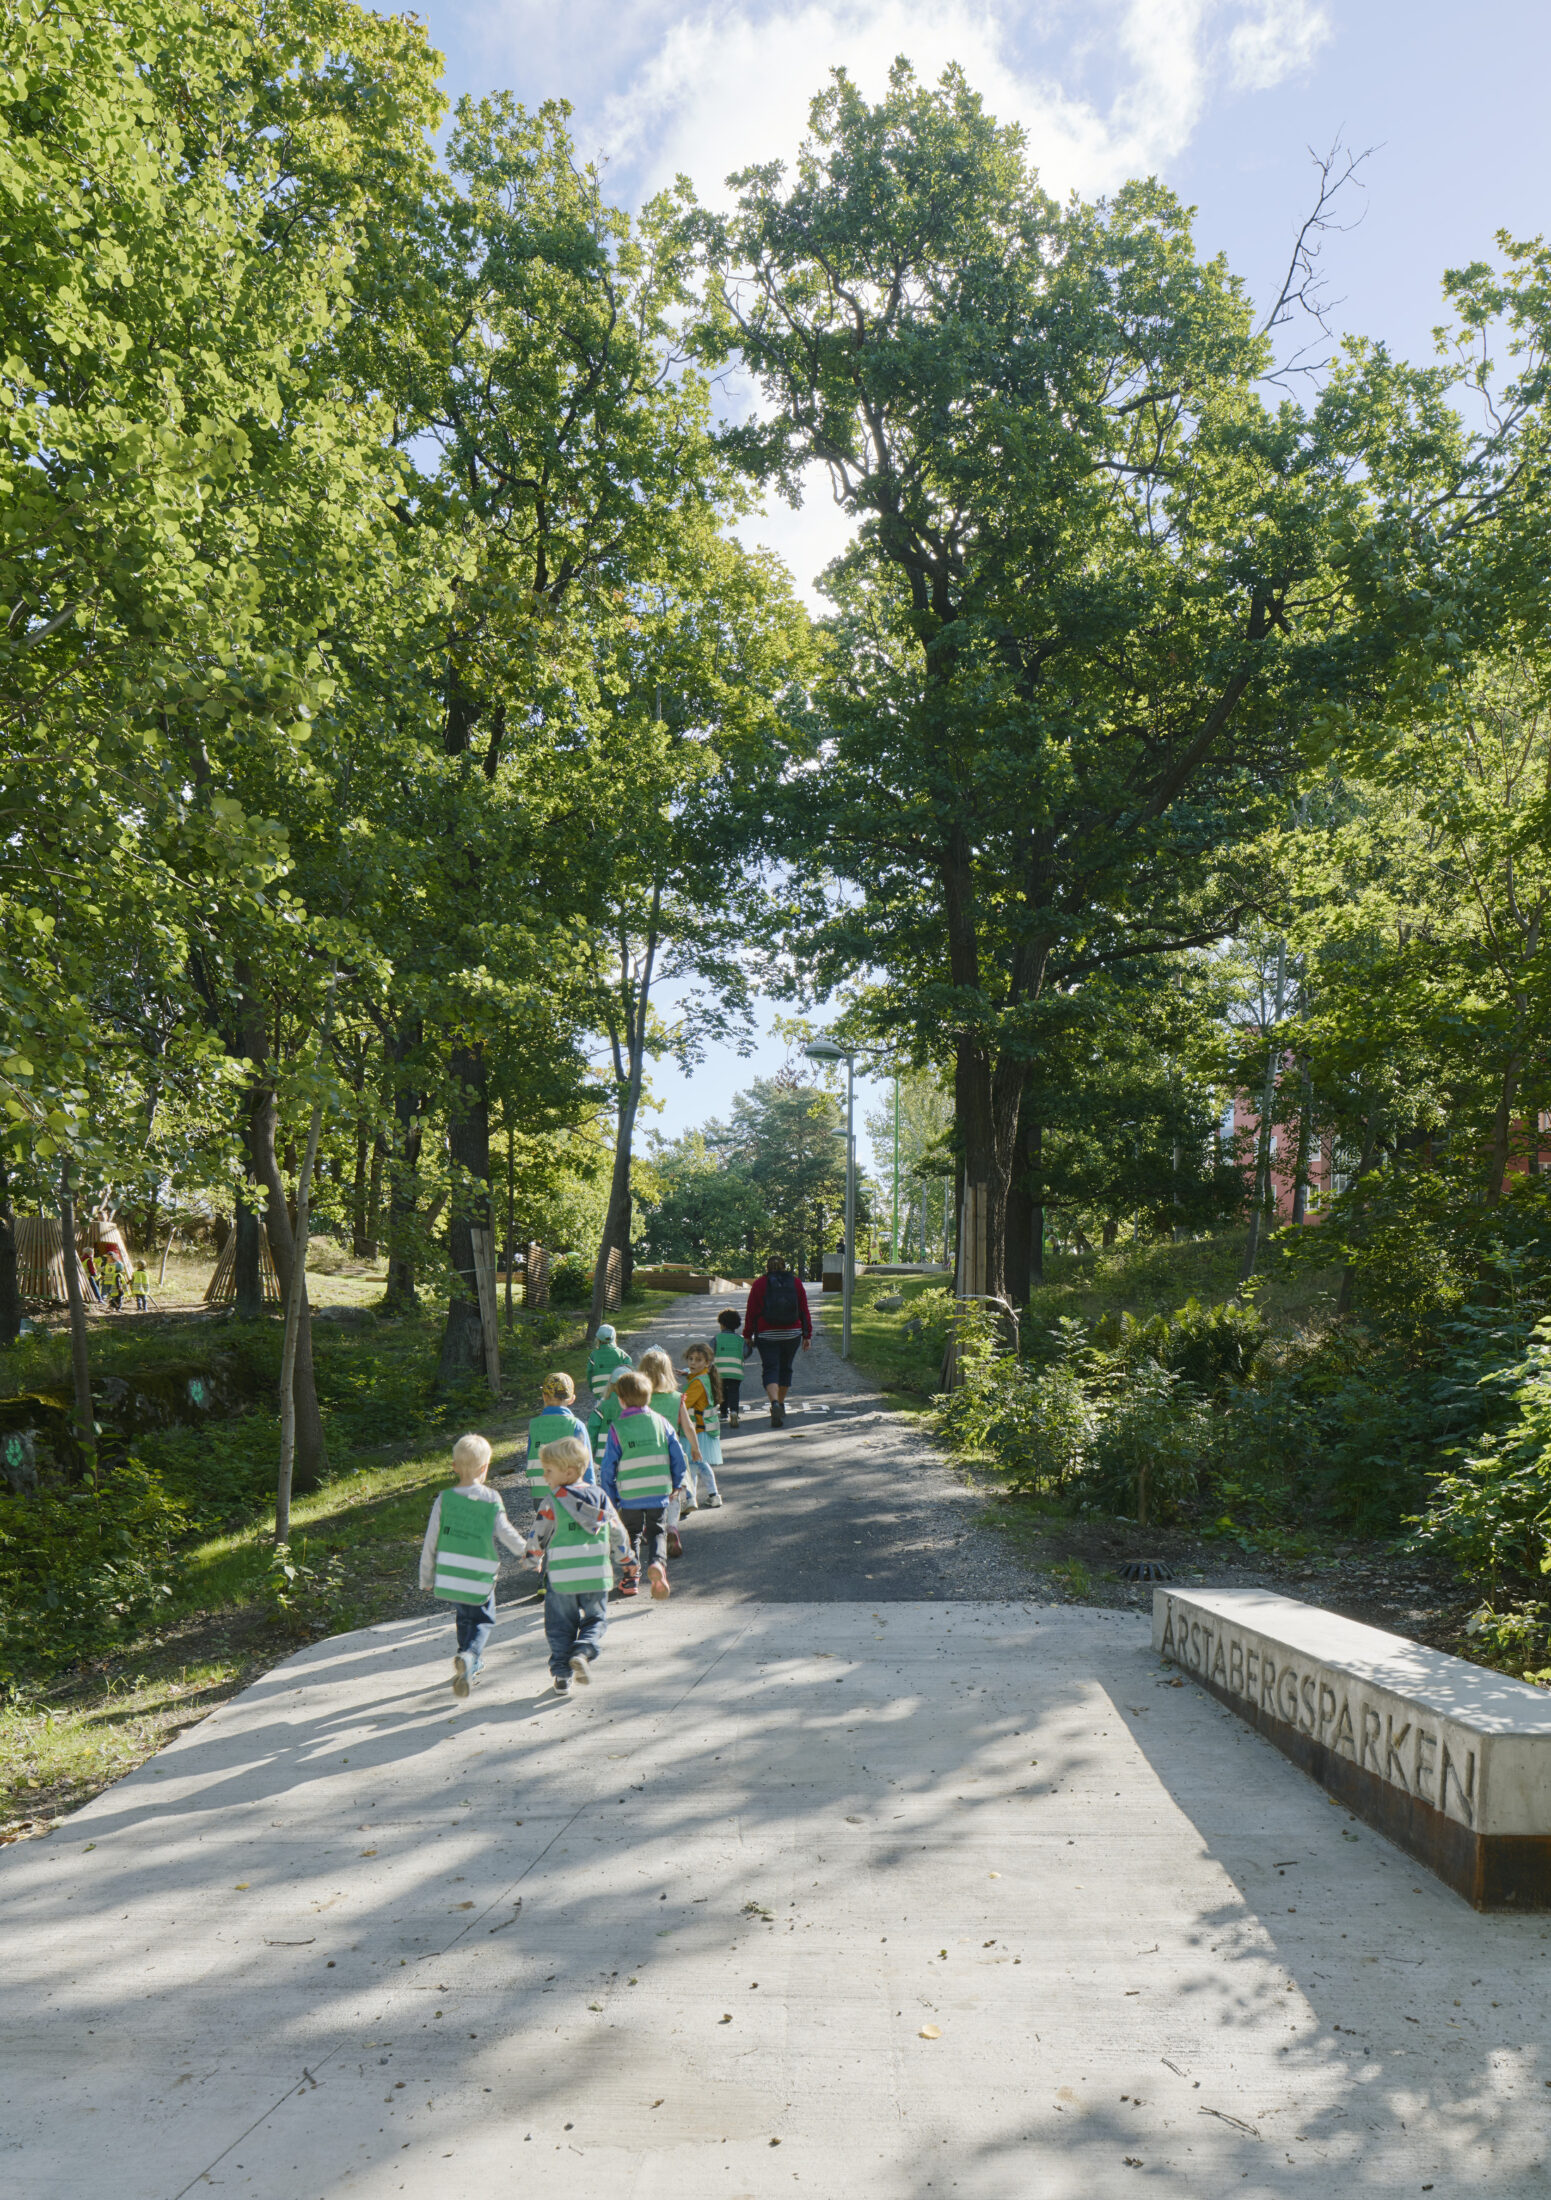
xmin=802 ymin=1036 xmax=848 ymax=1063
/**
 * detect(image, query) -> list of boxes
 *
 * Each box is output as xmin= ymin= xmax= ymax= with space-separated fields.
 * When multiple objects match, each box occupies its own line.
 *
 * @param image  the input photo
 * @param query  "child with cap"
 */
xmin=587 ymin=1323 xmax=633 ymax=1400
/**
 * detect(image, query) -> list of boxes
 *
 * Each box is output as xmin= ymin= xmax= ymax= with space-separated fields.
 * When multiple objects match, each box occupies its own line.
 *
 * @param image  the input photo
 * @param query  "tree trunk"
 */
xmin=1240 ymin=941 xmax=1287 ymax=1289
xmin=351 ymin=1089 xmax=371 ymax=1257
xmin=1290 ymin=1052 xmax=1314 ymax=1227
xmin=233 ymin=1188 xmax=264 ymax=1319
xmin=588 ymin=913 xmax=659 ymax=1344
xmin=0 ymin=1151 xmax=20 ymax=1345
xmin=1336 ymin=1108 xmax=1382 ymax=1317
xmin=248 ymin=1084 xmax=328 ymax=1490
xmin=277 ymin=977 xmax=336 ymax=1542
xmin=1005 ymin=1105 xmax=1041 ymax=1305
xmin=364 ymin=1132 xmax=384 ymax=1258
xmin=437 ymin=1041 xmax=492 ymax=1388
xmin=1486 ymin=1057 xmax=1520 ymax=1204
xmin=588 ymin=1055 xmax=646 ymax=1344
xmin=57 ymin=1159 xmax=95 ymax=1480
xmin=382 ymin=1019 xmax=424 ymax=1313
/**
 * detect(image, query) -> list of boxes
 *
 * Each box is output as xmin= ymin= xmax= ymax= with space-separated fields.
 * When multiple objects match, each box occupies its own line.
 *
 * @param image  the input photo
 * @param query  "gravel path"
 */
xmin=549 ymin=1286 xmax=1042 ymax=1603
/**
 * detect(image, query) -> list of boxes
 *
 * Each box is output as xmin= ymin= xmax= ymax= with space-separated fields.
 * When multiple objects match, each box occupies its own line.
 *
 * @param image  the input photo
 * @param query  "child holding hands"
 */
xmin=599 ymin=1370 xmax=688 ymax=1599
xmin=525 ymin=1436 xmax=629 ymax=1693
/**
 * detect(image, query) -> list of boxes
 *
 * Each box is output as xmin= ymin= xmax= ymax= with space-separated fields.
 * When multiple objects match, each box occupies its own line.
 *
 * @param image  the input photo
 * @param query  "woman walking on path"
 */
xmin=743 ymin=1254 xmax=811 ymax=1428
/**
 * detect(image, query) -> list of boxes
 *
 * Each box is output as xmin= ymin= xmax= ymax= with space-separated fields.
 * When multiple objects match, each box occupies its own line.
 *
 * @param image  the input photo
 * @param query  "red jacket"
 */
xmin=743 ymin=1271 xmax=812 ymax=1342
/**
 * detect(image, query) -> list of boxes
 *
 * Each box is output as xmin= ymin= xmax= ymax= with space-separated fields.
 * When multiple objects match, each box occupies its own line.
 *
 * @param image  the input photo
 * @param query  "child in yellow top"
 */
xmin=681 ymin=1342 xmax=724 ymax=1509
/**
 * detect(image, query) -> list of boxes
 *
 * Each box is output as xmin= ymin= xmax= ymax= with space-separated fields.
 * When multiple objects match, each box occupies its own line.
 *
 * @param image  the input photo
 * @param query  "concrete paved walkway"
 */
xmin=4 ymin=1296 xmax=1549 ymax=2197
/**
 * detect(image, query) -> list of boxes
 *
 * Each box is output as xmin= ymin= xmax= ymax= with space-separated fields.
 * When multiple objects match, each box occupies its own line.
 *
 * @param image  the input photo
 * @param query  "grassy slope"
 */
xmin=826 ymin=1230 xmax=1342 ymax=1402
xmin=1 ymin=1260 xmax=650 ymax=1839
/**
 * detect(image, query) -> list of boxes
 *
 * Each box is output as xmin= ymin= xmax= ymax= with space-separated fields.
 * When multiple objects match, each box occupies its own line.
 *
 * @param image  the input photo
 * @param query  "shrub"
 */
xmin=0 ymin=1461 xmax=187 ymax=1684
xmin=260 ymin=1537 xmax=349 ymax=1637
xmin=548 ymin=1258 xmax=592 ymax=1308
xmin=1463 ymin=1601 xmax=1551 ymax=1682
xmin=1410 ymin=1320 xmax=1551 ymax=1586
xmin=1077 ymin=1358 xmax=1219 ymax=1524
xmin=1090 ymin=1295 xmax=1265 ymax=1392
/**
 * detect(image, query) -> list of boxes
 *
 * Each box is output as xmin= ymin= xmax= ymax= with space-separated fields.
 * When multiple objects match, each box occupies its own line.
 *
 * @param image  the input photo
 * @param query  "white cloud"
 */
xmin=446 ymin=0 xmax=1330 ymax=603
xmin=596 ymin=0 xmax=1332 ymax=206
xmin=1225 ymin=0 xmax=1331 ymax=91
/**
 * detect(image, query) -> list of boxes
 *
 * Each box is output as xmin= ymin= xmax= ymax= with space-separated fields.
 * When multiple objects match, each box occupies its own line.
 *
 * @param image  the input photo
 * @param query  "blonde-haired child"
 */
xmin=598 ymin=1368 xmax=689 ymax=1599
xmin=638 ymin=1345 xmax=700 ymax=1556
xmin=524 ymin=1372 xmax=592 ymax=1507
xmin=418 ymin=1433 xmax=527 ymax=1697
xmin=681 ymin=1343 xmax=724 ymax=1509
xmin=525 ymin=1435 xmax=630 ymax=1692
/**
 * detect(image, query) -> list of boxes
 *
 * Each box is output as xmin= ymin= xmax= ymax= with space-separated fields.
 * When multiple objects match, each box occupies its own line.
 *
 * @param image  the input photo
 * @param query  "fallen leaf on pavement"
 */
xmin=919 ymin=2025 xmax=941 ymax=2039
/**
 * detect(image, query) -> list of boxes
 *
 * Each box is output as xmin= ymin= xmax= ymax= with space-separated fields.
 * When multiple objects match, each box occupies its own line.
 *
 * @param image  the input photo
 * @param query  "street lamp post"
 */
xmin=803 ymin=1035 xmax=857 ymax=1361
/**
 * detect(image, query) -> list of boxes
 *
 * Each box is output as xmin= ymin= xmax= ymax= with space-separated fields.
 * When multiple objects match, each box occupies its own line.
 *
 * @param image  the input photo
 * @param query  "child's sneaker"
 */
xmin=452 ymin=1653 xmax=472 ymax=1699
xmin=618 ymin=1561 xmax=640 ymax=1597
xmin=704 ymin=1490 xmax=724 ymax=1508
xmin=569 ymin=1655 xmax=592 ymax=1686
xmin=666 ymin=1526 xmax=684 ymax=1559
xmin=552 ymin=1671 xmax=571 ymax=1694
xmin=648 ymin=1561 xmax=671 ymax=1600
xmin=729 ymin=1413 xmax=740 ymax=1428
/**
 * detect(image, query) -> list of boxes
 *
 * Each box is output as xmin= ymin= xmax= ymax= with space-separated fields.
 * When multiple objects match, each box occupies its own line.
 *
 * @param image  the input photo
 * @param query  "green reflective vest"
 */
xmin=525 ymin=1404 xmax=587 ymax=1496
xmin=546 ymin=1502 xmax=612 ymax=1595
xmin=713 ymin=1332 xmax=744 ymax=1382
xmin=613 ymin=1407 xmax=673 ymax=1505
xmin=587 ymin=1390 xmax=623 ymax=1461
xmin=587 ymin=1340 xmax=632 ymax=1394
xmin=433 ymin=1488 xmax=501 ymax=1605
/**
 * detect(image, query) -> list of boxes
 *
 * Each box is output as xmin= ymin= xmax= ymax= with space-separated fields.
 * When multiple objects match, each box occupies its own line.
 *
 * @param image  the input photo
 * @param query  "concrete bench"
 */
xmin=1154 ymin=1585 xmax=1551 ymax=1910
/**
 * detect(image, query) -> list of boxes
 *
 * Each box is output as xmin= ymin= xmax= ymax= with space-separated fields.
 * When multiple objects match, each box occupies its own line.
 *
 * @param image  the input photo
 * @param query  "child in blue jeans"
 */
xmin=418 ymin=1433 xmax=528 ymax=1698
xmin=525 ymin=1436 xmax=630 ymax=1693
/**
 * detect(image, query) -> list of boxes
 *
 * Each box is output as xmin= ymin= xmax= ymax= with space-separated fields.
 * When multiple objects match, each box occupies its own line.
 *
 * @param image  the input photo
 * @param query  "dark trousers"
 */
xmin=544 ymin=1589 xmax=609 ymax=1675
xmin=619 ymin=1503 xmax=669 ymax=1573
xmin=756 ymin=1336 xmax=800 ymax=1389
xmin=720 ymin=1376 xmax=742 ymax=1420
xmin=454 ymin=1589 xmax=497 ymax=1667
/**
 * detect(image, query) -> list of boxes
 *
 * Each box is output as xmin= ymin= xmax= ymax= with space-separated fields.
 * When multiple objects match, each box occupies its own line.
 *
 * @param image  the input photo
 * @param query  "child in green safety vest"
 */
xmin=586 ymin=1323 xmax=632 ymax=1401
xmin=523 ymin=1373 xmax=592 ymax=1508
xmin=417 ymin=1432 xmax=528 ymax=1698
xmin=524 ymin=1435 xmax=630 ymax=1693
xmin=713 ymin=1308 xmax=747 ymax=1427
xmin=639 ymin=1346 xmax=701 ymax=1558
xmin=130 ymin=1263 xmax=149 ymax=1311
xmin=598 ymin=1369 xmax=689 ymax=1599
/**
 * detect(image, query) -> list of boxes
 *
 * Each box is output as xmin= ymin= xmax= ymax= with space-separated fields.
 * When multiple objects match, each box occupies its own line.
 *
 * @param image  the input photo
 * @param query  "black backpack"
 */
xmin=762 ymin=1270 xmax=799 ymax=1327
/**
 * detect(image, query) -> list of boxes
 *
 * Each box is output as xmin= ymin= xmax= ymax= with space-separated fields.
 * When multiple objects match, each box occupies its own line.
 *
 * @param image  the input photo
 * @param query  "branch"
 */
xmin=1257 ymin=135 xmax=1378 ymax=379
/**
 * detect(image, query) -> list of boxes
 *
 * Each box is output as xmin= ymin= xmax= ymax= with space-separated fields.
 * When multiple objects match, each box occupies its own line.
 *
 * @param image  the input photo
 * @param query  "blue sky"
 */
xmin=415 ymin=0 xmax=1551 ymax=1166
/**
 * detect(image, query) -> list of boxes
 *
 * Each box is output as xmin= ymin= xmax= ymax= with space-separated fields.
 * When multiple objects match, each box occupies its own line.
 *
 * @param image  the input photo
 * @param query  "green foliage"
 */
xmin=1410 ymin=1321 xmax=1551 ymax=1585
xmin=1462 ymin=1602 xmax=1551 ymax=1683
xmin=1079 ymin=1359 xmax=1221 ymax=1523
xmin=547 ymin=1258 xmax=593 ymax=1309
xmin=0 ymin=1464 xmax=186 ymax=1683
xmin=1089 ymin=1296 xmax=1267 ymax=1393
xmin=260 ymin=1539 xmax=349 ymax=1637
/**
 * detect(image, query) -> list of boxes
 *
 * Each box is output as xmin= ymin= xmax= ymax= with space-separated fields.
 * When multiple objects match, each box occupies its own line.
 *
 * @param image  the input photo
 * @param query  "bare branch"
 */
xmin=1257 ymin=135 xmax=1379 ymax=383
